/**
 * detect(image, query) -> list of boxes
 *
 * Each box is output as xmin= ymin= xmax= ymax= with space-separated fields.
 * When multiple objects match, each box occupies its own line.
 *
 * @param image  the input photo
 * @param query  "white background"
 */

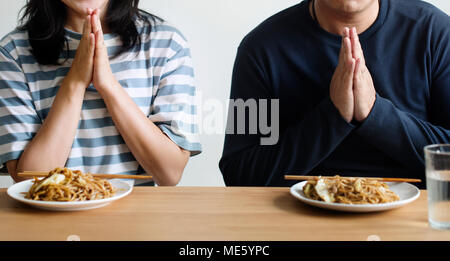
xmin=0 ymin=0 xmax=449 ymax=187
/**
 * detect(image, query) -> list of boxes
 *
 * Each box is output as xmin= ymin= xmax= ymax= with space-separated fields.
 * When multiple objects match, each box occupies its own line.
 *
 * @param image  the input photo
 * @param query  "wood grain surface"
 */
xmin=0 ymin=187 xmax=448 ymax=241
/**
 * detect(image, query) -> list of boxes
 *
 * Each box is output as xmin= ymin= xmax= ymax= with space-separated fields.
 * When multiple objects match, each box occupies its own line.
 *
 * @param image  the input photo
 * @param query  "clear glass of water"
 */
xmin=425 ymin=144 xmax=450 ymax=230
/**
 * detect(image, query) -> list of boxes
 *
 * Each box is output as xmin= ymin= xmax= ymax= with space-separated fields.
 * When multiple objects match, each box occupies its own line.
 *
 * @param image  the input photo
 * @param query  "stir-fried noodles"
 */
xmin=303 ymin=176 xmax=400 ymax=204
xmin=25 ymin=168 xmax=116 ymax=201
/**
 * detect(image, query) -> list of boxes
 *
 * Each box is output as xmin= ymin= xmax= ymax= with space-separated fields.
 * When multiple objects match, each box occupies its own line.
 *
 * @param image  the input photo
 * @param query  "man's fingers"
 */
xmin=345 ymin=58 xmax=356 ymax=86
xmin=354 ymin=58 xmax=362 ymax=84
xmin=344 ymin=36 xmax=352 ymax=63
xmin=350 ymin=27 xmax=366 ymax=65
xmin=350 ymin=27 xmax=357 ymax=59
xmin=344 ymin=27 xmax=350 ymax=38
xmin=338 ymin=27 xmax=350 ymax=61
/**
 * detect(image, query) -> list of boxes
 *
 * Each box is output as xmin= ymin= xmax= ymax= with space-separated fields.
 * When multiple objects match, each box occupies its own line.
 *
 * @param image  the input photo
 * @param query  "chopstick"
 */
xmin=18 ymin=171 xmax=153 ymax=180
xmin=284 ymin=175 xmax=421 ymax=183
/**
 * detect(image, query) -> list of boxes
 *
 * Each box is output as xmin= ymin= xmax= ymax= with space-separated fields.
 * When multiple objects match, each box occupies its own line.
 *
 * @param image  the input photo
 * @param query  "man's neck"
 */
xmin=311 ymin=0 xmax=380 ymax=35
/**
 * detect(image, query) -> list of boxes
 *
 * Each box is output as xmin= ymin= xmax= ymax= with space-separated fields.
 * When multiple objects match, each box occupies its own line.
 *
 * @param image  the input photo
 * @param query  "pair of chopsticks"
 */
xmin=284 ymin=175 xmax=421 ymax=183
xmin=18 ymin=171 xmax=153 ymax=180
xmin=18 ymin=172 xmax=420 ymax=183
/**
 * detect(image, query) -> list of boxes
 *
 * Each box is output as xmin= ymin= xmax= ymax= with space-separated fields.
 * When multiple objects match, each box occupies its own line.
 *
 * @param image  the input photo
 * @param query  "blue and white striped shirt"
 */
xmin=0 ymin=15 xmax=201 ymax=178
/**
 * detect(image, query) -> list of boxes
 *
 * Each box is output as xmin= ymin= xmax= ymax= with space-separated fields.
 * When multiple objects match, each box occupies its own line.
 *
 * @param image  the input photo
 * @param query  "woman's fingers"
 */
xmin=89 ymin=33 xmax=96 ymax=54
xmin=83 ymin=14 xmax=92 ymax=36
xmin=80 ymin=15 xmax=95 ymax=59
xmin=91 ymin=10 xmax=106 ymax=51
xmin=95 ymin=30 xmax=105 ymax=54
xmin=90 ymin=8 xmax=115 ymax=91
xmin=92 ymin=9 xmax=102 ymax=35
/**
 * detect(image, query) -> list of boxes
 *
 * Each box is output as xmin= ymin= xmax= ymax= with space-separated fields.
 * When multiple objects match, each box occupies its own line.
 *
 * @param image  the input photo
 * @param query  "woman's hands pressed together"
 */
xmin=8 ymin=5 xmax=190 ymax=186
xmin=78 ymin=9 xmax=189 ymax=186
xmin=66 ymin=8 xmax=118 ymax=93
xmin=12 ymin=8 xmax=105 ymax=179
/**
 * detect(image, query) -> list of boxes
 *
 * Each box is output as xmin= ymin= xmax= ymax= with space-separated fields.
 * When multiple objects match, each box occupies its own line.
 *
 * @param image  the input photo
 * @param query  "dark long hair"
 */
xmin=18 ymin=0 xmax=159 ymax=65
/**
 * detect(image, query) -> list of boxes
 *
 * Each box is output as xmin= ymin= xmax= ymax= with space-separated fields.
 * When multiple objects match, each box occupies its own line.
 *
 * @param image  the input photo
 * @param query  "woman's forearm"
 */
xmin=16 ymin=12 xmax=95 ymax=174
xmin=16 ymin=78 xmax=86 ymax=172
xmin=99 ymin=82 xmax=189 ymax=186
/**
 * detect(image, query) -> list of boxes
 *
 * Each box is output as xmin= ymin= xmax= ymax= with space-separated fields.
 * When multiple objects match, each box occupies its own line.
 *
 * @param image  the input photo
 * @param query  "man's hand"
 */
xmin=349 ymin=27 xmax=376 ymax=122
xmin=330 ymin=27 xmax=356 ymax=123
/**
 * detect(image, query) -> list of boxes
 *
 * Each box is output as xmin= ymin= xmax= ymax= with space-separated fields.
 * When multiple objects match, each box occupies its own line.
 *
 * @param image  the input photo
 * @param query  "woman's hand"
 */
xmin=15 ymin=10 xmax=97 ymax=175
xmin=65 ymin=11 xmax=96 ymax=88
xmin=91 ymin=9 xmax=119 ymax=93
xmin=86 ymin=10 xmax=189 ymax=185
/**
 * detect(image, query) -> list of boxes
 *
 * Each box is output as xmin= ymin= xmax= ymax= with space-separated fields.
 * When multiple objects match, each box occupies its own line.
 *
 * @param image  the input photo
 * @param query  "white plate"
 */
xmin=7 ymin=179 xmax=133 ymax=211
xmin=290 ymin=181 xmax=420 ymax=212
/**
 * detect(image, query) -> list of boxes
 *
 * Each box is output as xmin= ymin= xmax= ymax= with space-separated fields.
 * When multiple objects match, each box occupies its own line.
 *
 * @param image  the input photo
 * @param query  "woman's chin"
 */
xmin=62 ymin=0 xmax=108 ymax=16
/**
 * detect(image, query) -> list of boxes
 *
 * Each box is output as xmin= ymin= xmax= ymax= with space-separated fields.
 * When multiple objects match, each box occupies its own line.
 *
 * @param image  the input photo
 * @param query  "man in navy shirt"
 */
xmin=219 ymin=0 xmax=450 ymax=188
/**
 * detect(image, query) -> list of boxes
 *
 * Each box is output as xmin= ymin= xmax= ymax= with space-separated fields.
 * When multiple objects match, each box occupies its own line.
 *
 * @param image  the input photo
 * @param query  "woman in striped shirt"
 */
xmin=0 ymin=0 xmax=201 ymax=186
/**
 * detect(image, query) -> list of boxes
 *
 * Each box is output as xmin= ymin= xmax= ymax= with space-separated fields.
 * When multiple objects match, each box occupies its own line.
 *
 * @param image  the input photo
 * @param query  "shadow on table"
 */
xmin=272 ymin=192 xmax=388 ymax=218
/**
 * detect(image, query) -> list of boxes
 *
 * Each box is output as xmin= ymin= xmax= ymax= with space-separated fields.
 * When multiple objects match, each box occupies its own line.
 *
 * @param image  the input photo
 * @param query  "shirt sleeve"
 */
xmin=0 ymin=46 xmax=41 ymax=166
xmin=354 ymin=12 xmax=450 ymax=170
xmin=148 ymin=32 xmax=202 ymax=156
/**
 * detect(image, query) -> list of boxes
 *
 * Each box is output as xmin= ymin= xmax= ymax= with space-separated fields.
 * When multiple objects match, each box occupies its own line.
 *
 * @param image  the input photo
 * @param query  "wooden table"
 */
xmin=0 ymin=187 xmax=449 ymax=241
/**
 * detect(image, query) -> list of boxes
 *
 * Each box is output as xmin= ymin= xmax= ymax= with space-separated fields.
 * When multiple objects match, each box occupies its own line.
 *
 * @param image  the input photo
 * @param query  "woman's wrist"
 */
xmin=96 ymin=79 xmax=122 ymax=100
xmin=63 ymin=70 xmax=89 ymax=90
xmin=61 ymin=80 xmax=86 ymax=101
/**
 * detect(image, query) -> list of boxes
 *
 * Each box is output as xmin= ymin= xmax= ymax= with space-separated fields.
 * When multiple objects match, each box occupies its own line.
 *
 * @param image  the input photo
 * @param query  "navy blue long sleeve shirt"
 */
xmin=219 ymin=0 xmax=450 ymax=188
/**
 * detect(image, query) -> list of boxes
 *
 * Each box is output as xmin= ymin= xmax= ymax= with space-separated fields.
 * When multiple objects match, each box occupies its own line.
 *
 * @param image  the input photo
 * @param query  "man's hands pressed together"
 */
xmin=331 ymin=27 xmax=377 ymax=123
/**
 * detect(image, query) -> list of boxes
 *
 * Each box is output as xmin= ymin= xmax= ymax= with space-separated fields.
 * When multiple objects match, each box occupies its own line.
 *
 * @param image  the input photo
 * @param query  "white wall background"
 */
xmin=0 ymin=0 xmax=449 ymax=187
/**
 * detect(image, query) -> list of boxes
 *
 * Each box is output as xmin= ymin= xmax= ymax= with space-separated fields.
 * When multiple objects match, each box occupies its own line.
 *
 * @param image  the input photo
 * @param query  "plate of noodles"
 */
xmin=7 ymin=168 xmax=133 ymax=211
xmin=290 ymin=176 xmax=420 ymax=212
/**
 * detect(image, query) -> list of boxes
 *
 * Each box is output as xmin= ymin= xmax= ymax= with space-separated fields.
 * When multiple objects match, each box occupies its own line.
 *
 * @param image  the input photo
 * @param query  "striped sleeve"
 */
xmin=0 ymin=45 xmax=41 ymax=165
xmin=149 ymin=31 xmax=202 ymax=156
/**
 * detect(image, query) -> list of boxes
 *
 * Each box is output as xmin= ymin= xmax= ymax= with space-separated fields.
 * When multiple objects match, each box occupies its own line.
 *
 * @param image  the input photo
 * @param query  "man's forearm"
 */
xmin=220 ymin=96 xmax=355 ymax=186
xmin=355 ymin=94 xmax=450 ymax=169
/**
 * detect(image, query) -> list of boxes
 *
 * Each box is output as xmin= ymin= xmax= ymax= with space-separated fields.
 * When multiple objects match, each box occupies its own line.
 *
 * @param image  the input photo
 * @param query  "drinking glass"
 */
xmin=424 ymin=144 xmax=450 ymax=230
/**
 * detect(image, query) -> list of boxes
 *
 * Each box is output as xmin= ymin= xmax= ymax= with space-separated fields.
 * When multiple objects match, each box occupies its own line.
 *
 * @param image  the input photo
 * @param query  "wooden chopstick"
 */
xmin=18 ymin=171 xmax=153 ymax=180
xmin=284 ymin=175 xmax=421 ymax=183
